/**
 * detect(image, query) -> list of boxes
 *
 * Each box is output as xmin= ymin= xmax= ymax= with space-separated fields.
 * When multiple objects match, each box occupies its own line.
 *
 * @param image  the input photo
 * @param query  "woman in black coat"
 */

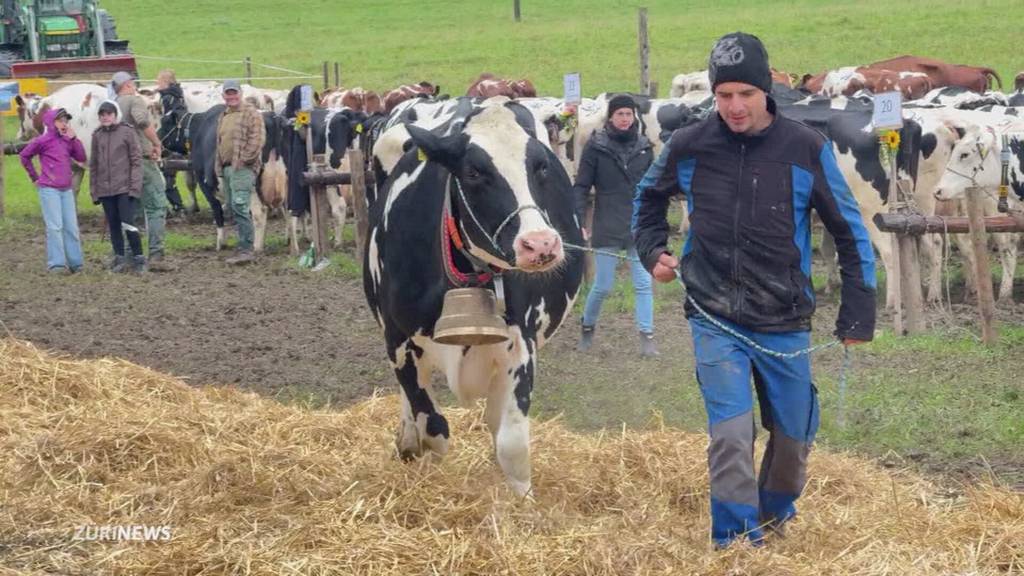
xmin=573 ymin=94 xmax=657 ymax=357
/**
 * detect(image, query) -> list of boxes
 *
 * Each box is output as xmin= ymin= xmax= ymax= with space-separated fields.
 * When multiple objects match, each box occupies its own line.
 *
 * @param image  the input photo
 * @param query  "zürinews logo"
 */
xmin=73 ymin=525 xmax=172 ymax=542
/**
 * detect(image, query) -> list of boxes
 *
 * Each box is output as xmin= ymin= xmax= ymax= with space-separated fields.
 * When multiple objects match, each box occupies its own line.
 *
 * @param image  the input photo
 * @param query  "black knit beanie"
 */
xmin=708 ymin=32 xmax=772 ymax=93
xmin=606 ymin=94 xmax=637 ymax=117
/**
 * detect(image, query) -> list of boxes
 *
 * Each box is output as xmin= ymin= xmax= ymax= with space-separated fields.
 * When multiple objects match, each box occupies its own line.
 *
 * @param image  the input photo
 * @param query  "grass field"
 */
xmin=1 ymin=1 xmax=1022 ymax=489
xmin=103 ymin=0 xmax=1024 ymax=94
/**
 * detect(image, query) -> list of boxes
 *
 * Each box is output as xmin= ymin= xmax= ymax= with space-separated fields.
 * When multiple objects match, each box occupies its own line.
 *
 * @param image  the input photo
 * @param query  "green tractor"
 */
xmin=0 ymin=0 xmax=136 ymax=79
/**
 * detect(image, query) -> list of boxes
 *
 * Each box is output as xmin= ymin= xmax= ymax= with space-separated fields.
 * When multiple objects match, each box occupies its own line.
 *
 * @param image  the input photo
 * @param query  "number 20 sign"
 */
xmin=872 ymin=91 xmax=903 ymax=131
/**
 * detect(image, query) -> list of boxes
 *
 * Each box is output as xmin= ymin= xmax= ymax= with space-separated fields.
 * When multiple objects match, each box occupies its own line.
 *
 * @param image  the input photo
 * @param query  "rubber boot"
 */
xmin=577 ymin=325 xmax=595 ymax=352
xmin=639 ymin=331 xmax=659 ymax=358
xmin=131 ymin=255 xmax=148 ymax=274
xmin=109 ymin=255 xmax=128 ymax=273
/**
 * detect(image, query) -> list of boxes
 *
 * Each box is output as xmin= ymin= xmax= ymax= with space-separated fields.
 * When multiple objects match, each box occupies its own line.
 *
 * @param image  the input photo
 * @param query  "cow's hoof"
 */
xmin=396 ymin=422 xmax=422 ymax=461
xmin=506 ymin=478 xmax=532 ymax=498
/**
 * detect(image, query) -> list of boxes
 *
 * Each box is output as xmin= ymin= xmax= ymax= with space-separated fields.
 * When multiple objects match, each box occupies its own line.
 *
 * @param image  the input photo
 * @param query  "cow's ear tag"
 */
xmin=355 ymin=123 xmax=363 ymax=134
xmin=418 ymin=148 xmax=428 ymax=162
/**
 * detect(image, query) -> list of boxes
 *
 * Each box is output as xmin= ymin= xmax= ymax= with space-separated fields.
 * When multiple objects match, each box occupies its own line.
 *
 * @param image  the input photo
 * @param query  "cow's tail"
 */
xmin=982 ymin=68 xmax=1003 ymax=90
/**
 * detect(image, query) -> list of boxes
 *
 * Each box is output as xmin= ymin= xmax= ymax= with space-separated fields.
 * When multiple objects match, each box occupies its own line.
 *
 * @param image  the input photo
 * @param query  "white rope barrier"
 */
xmin=132 ymin=54 xmax=245 ymax=65
xmin=253 ymin=62 xmax=317 ymax=77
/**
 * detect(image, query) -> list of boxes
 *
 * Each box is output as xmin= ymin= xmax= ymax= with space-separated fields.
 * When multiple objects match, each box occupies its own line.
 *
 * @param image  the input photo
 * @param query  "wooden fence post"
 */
xmin=322 ymin=61 xmax=329 ymax=90
xmin=306 ymin=125 xmax=330 ymax=262
xmin=638 ymin=8 xmax=650 ymax=96
xmin=966 ymin=186 xmax=997 ymax=345
xmin=244 ymin=56 xmax=252 ymax=84
xmin=334 ymin=62 xmax=341 ymax=88
xmin=349 ymin=149 xmax=369 ymax=261
xmin=897 ymin=179 xmax=925 ymax=335
xmin=513 ymin=0 xmax=521 ymax=21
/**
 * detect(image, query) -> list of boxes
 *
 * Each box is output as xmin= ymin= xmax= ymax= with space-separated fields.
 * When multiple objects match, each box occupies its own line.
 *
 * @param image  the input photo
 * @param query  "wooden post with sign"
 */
xmin=349 ymin=149 xmax=369 ymax=261
xmin=299 ymin=85 xmax=330 ymax=263
xmin=874 ymin=90 xmax=923 ymax=335
xmin=638 ymin=8 xmax=650 ymax=96
xmin=563 ymin=72 xmax=592 ymax=282
xmin=965 ymin=186 xmax=998 ymax=344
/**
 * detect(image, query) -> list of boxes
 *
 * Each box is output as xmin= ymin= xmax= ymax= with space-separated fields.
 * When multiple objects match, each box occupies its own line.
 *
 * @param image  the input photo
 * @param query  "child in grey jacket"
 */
xmin=90 ymin=100 xmax=144 ymax=272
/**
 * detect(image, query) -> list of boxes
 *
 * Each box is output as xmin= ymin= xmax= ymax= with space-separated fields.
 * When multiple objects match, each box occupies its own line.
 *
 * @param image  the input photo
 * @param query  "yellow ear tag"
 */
xmin=355 ymin=123 xmax=363 ymax=134
xmin=418 ymin=148 xmax=427 ymax=162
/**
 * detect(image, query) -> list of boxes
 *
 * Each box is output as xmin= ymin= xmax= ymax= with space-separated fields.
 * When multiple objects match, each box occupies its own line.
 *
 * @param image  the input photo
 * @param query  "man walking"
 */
xmin=633 ymin=32 xmax=876 ymax=547
xmin=113 ymin=71 xmax=173 ymax=271
xmin=216 ymin=79 xmax=265 ymax=264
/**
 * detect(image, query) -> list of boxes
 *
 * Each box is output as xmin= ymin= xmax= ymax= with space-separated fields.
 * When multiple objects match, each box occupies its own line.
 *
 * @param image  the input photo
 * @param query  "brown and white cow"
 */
xmin=320 ymin=87 xmax=384 ymax=114
xmin=382 ymin=82 xmax=440 ymax=113
xmin=800 ymin=67 xmax=933 ymax=100
xmin=865 ymin=55 xmax=1001 ymax=93
xmin=466 ymin=73 xmax=537 ymax=99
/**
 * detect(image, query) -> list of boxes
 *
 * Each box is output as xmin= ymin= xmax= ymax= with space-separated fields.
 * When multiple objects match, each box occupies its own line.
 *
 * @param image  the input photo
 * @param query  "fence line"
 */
xmin=132 ymin=54 xmax=245 ymax=65
xmin=253 ymin=62 xmax=316 ymax=77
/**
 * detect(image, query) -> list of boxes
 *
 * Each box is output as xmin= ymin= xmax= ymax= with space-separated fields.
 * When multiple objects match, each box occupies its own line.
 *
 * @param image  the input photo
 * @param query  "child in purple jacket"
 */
xmin=19 ymin=107 xmax=88 ymax=273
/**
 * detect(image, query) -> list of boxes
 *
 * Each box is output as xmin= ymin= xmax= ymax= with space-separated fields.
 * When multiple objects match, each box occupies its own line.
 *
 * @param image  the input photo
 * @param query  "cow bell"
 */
xmin=433 ymin=287 xmax=508 ymax=346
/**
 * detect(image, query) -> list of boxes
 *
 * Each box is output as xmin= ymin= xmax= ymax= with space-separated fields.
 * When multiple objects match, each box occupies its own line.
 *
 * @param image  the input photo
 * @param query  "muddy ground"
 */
xmin=2 ymin=212 xmax=1022 ymax=490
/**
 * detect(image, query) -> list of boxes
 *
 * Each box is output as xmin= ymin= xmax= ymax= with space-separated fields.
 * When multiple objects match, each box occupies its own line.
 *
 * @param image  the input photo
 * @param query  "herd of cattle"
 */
xmin=11 ymin=57 xmax=1024 ymax=494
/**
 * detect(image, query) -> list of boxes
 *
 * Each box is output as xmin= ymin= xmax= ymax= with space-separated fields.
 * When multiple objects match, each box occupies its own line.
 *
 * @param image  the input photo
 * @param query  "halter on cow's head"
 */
xmin=406 ymin=103 xmax=570 ymax=273
xmin=934 ymin=124 xmax=999 ymax=200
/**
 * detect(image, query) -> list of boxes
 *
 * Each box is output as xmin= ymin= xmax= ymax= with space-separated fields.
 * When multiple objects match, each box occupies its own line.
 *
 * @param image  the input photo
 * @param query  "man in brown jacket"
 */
xmin=91 ymin=100 xmax=144 ymax=272
xmin=216 ymin=79 xmax=265 ymax=264
xmin=113 ymin=71 xmax=173 ymax=271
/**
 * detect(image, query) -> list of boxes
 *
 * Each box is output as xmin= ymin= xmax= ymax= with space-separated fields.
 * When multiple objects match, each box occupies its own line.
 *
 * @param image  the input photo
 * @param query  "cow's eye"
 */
xmin=465 ymin=166 xmax=482 ymax=180
xmin=959 ymin=153 xmax=969 ymax=160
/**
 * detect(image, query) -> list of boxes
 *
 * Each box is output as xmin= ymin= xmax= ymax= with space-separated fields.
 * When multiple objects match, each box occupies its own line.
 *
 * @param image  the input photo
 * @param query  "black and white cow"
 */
xmin=363 ymin=102 xmax=584 ymax=496
xmin=278 ymin=90 xmax=368 ymax=252
xmin=933 ymin=118 xmax=1024 ymax=302
xmin=783 ymin=96 xmax=931 ymax=309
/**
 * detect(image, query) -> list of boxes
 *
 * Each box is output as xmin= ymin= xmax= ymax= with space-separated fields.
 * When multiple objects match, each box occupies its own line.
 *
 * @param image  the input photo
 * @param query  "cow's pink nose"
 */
xmin=514 ymin=231 xmax=563 ymax=270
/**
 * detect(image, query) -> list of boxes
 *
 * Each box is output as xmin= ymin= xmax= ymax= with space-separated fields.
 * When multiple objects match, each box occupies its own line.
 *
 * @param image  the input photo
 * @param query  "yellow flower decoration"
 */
xmin=881 ymin=130 xmax=900 ymax=151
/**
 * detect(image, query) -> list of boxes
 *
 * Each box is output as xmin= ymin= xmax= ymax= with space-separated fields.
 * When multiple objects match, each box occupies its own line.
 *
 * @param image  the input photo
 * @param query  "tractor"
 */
xmin=0 ymin=0 xmax=136 ymax=80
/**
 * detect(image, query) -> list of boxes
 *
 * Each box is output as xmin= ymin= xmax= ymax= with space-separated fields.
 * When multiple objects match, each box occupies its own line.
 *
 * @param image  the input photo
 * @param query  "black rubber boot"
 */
xmin=577 ymin=325 xmax=595 ymax=352
xmin=131 ymin=255 xmax=148 ymax=274
xmin=109 ymin=255 xmax=128 ymax=273
xmin=639 ymin=331 xmax=659 ymax=358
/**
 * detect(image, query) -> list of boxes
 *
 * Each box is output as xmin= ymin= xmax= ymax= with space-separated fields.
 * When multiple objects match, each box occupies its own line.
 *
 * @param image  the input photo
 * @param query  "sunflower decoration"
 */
xmin=878 ymin=129 xmax=900 ymax=173
xmin=881 ymin=129 xmax=900 ymax=151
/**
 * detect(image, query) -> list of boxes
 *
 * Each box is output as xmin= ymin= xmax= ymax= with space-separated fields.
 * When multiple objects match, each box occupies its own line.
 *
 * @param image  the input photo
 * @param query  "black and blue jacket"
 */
xmin=632 ymin=98 xmax=876 ymax=340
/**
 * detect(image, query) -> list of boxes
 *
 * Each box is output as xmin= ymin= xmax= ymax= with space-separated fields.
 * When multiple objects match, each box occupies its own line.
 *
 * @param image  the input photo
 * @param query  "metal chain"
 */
xmin=564 ymin=241 xmax=853 ymax=422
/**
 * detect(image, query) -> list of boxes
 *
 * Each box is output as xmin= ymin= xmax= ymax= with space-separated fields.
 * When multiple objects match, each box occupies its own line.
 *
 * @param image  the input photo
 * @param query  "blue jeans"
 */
xmin=582 ymin=246 xmax=653 ymax=333
xmin=688 ymin=315 xmax=818 ymax=548
xmin=38 ymin=187 xmax=83 ymax=271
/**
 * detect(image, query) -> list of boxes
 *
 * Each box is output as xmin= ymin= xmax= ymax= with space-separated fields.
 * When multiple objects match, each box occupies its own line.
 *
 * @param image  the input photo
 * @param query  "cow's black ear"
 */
xmin=406 ymin=124 xmax=467 ymax=169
